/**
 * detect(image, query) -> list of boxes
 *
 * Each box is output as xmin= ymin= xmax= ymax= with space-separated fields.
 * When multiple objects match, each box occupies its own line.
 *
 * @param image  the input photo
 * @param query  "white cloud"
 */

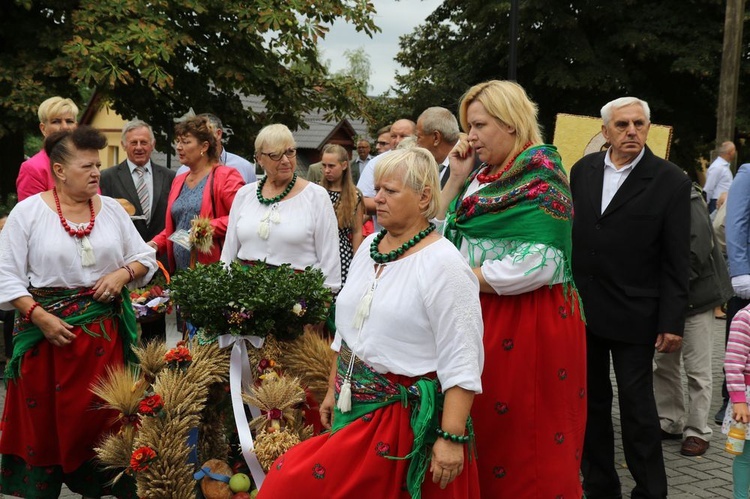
xmin=318 ymin=0 xmax=443 ymax=95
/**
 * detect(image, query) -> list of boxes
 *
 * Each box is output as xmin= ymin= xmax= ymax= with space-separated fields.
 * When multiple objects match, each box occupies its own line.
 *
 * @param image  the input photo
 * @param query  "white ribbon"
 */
xmin=218 ymin=334 xmax=266 ymax=489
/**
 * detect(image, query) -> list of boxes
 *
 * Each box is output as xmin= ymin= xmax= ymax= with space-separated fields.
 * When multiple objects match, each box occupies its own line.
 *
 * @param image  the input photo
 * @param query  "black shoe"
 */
xmin=715 ymin=399 xmax=728 ymax=424
xmin=660 ymin=429 xmax=682 ymax=440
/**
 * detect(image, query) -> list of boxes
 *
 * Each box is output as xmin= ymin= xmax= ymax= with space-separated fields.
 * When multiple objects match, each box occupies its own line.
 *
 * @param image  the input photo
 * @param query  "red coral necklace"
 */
xmin=476 ymin=142 xmax=533 ymax=184
xmin=53 ymin=188 xmax=95 ymax=238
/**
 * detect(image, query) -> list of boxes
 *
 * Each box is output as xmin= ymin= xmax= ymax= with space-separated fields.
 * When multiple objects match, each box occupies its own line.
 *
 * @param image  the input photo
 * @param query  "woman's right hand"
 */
xmin=34 ymin=309 xmax=76 ymax=347
xmin=320 ymin=386 xmax=336 ymax=430
xmin=448 ymin=134 xmax=476 ymax=180
xmin=733 ymin=402 xmax=750 ymax=423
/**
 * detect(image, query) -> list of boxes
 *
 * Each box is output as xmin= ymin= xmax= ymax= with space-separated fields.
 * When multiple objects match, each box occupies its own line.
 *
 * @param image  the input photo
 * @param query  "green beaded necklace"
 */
xmin=370 ymin=223 xmax=436 ymax=263
xmin=257 ymin=173 xmax=297 ymax=205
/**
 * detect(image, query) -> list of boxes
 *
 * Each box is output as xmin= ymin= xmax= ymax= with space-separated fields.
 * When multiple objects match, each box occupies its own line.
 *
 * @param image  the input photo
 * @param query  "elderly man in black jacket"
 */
xmin=571 ymin=96 xmax=691 ymax=499
xmin=653 ymin=183 xmax=733 ymax=457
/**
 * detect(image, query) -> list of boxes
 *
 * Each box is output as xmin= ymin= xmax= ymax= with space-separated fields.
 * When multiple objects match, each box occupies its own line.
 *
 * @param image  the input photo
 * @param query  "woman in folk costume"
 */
xmin=257 ymin=148 xmax=484 ymax=499
xmin=440 ymin=80 xmax=587 ymax=498
xmin=0 ymin=126 xmax=157 ymax=498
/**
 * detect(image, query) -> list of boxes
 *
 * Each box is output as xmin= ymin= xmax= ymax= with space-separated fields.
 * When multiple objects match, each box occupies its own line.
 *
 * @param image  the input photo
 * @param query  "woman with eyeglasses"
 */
xmin=221 ymin=124 xmax=341 ymax=433
xmin=221 ymin=123 xmax=341 ymax=298
xmin=149 ymin=115 xmax=245 ymax=273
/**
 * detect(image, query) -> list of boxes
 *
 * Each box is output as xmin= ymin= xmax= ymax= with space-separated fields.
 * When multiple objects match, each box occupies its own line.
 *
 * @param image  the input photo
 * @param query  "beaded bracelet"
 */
xmin=435 ymin=428 xmax=470 ymax=444
xmin=121 ymin=264 xmax=135 ymax=283
xmin=24 ymin=302 xmax=42 ymax=323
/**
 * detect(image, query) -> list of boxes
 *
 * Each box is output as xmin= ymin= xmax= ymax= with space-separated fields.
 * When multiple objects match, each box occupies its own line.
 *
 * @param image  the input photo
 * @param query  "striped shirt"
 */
xmin=725 ymin=306 xmax=750 ymax=403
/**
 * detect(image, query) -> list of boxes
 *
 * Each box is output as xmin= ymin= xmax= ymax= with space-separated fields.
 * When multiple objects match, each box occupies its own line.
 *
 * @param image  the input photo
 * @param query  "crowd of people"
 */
xmin=0 ymin=83 xmax=748 ymax=499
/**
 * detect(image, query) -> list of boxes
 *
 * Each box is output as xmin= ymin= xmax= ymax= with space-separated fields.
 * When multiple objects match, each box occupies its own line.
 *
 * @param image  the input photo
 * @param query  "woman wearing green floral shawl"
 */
xmin=439 ymin=80 xmax=586 ymax=498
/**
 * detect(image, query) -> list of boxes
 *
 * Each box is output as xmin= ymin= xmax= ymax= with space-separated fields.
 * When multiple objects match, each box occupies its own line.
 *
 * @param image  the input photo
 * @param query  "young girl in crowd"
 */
xmin=319 ymin=144 xmax=363 ymax=286
xmin=724 ymin=302 xmax=750 ymax=499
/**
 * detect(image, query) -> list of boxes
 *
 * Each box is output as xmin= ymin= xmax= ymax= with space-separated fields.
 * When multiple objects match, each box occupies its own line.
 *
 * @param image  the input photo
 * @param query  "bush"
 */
xmin=169 ymin=261 xmax=332 ymax=341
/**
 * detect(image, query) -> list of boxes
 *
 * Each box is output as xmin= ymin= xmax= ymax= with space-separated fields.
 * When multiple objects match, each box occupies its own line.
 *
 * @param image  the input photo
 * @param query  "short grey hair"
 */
xmin=418 ymin=107 xmax=460 ymax=143
xmin=198 ymin=113 xmax=223 ymax=132
xmin=375 ymin=147 xmax=440 ymax=219
xmin=121 ymin=119 xmax=155 ymax=145
xmin=600 ymin=97 xmax=651 ymax=126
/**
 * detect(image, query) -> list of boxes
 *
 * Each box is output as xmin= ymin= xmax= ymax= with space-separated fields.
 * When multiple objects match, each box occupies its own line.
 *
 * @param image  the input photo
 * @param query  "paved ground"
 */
xmin=0 ymin=315 xmax=739 ymax=497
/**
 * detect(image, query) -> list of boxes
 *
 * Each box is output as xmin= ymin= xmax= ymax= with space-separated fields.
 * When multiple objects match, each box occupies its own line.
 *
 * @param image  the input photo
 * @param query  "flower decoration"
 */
xmin=131 ymin=261 xmax=171 ymax=323
xmin=190 ymin=216 xmax=214 ymax=255
xmin=164 ymin=343 xmax=192 ymax=368
xmin=130 ymin=446 xmax=157 ymax=472
xmin=291 ymin=301 xmax=307 ymax=317
xmin=138 ymin=393 xmax=164 ymax=417
xmin=257 ymin=358 xmax=276 ymax=374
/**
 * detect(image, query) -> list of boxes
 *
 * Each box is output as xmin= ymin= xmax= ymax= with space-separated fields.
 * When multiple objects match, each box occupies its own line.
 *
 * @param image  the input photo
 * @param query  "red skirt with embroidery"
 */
xmin=0 ymin=318 xmax=125 ymax=473
xmin=257 ymin=373 xmax=480 ymax=499
xmin=472 ymin=284 xmax=586 ymax=497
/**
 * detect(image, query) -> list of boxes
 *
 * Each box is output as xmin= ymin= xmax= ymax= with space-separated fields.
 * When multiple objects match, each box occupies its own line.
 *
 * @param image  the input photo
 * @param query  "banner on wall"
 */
xmin=552 ymin=113 xmax=674 ymax=173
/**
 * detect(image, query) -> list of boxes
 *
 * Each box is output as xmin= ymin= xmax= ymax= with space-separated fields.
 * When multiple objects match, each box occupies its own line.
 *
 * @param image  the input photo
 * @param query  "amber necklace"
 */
xmin=476 ymin=142 xmax=533 ymax=184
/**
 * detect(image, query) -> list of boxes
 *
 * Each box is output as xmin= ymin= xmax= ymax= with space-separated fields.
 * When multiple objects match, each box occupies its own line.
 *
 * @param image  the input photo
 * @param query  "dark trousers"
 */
xmin=582 ymin=332 xmax=667 ymax=499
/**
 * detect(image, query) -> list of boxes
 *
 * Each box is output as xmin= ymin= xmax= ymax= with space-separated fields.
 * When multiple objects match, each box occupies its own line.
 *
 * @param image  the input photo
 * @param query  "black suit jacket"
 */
xmin=570 ymin=146 xmax=691 ymax=344
xmin=100 ymin=160 xmax=176 ymax=242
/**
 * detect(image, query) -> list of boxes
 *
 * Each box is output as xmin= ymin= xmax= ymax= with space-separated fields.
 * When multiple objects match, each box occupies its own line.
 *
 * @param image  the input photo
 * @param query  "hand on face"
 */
xmin=465 ymin=101 xmax=516 ymax=167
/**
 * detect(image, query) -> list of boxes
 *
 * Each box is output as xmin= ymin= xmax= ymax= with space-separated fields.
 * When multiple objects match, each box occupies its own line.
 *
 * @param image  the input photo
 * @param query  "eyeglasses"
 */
xmin=260 ymin=148 xmax=297 ymax=161
xmin=376 ymin=141 xmax=389 ymax=147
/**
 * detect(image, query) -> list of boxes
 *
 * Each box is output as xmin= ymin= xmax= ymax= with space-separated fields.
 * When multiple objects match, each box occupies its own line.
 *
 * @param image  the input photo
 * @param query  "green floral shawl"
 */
xmin=445 ymin=144 xmax=577 ymax=291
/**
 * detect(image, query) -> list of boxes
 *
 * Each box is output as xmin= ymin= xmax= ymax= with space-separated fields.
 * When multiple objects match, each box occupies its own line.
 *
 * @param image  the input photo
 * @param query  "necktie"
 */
xmin=440 ymin=164 xmax=450 ymax=188
xmin=135 ymin=166 xmax=151 ymax=222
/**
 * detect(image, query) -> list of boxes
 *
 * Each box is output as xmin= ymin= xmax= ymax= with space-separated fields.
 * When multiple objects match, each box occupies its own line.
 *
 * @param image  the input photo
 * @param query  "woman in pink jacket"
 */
xmin=16 ymin=96 xmax=79 ymax=201
xmin=149 ymin=116 xmax=244 ymax=272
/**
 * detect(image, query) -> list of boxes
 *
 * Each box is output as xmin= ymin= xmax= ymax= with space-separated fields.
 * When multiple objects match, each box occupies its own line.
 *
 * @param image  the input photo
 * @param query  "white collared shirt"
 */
xmin=601 ymin=147 xmax=645 ymax=213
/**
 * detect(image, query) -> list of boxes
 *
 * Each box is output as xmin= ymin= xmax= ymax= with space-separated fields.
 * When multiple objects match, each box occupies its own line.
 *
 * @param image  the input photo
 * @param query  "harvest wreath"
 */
xmin=92 ymin=261 xmax=335 ymax=498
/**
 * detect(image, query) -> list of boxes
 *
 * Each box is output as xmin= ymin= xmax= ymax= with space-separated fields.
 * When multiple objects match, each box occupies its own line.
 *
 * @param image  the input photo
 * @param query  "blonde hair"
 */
xmin=375 ymin=148 xmax=439 ymax=219
xmin=320 ymin=144 xmax=361 ymax=230
xmin=38 ymin=96 xmax=79 ymax=124
xmin=254 ymin=124 xmax=295 ymax=159
xmin=459 ymin=80 xmax=543 ymax=154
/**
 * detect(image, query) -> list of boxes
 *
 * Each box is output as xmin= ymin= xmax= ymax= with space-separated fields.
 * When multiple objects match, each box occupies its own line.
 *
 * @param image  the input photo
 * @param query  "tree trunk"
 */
xmin=715 ymin=0 xmax=746 ymax=149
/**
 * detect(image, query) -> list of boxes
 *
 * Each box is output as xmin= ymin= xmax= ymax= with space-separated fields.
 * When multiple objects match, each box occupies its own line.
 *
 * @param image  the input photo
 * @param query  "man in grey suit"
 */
xmin=101 ymin=119 xmax=175 ymax=342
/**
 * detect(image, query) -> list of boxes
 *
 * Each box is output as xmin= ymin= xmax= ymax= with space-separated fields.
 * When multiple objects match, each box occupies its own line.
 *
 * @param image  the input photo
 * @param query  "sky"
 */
xmin=318 ymin=0 xmax=444 ymax=95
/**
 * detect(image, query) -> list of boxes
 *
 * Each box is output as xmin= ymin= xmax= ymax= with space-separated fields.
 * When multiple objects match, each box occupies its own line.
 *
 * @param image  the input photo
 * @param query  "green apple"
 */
xmin=250 ymin=490 xmax=259 ymax=499
xmin=228 ymin=473 xmax=251 ymax=493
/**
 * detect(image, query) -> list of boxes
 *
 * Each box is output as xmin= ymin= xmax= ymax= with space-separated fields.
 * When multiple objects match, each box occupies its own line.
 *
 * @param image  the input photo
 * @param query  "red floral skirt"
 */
xmin=0 ymin=318 xmax=125 ymax=473
xmin=257 ymin=373 xmax=480 ymax=499
xmin=473 ymin=284 xmax=586 ymax=498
